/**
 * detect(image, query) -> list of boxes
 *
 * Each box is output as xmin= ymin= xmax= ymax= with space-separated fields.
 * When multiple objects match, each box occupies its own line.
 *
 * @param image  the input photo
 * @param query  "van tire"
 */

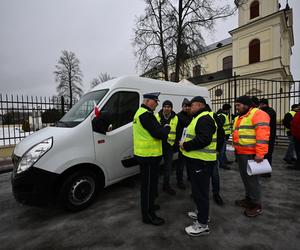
xmin=59 ymin=170 xmax=99 ymax=212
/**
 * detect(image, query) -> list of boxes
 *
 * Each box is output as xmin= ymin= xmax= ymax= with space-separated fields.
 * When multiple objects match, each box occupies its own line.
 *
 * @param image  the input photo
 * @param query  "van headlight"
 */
xmin=17 ymin=137 xmax=53 ymax=174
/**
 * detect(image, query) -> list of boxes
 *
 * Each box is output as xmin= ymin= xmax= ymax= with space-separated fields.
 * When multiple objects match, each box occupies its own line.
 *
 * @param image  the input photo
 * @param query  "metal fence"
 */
xmin=0 ymin=94 xmax=74 ymax=147
xmin=209 ymin=76 xmax=300 ymax=145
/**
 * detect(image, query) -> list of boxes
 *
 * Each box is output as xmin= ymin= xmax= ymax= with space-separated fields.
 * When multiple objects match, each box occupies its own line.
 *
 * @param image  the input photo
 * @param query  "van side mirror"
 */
xmin=92 ymin=111 xmax=111 ymax=134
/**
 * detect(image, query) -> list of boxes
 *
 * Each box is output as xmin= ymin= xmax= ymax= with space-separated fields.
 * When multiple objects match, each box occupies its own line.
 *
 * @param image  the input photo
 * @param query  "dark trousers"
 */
xmin=186 ymin=158 xmax=214 ymax=225
xmin=211 ymin=161 xmax=220 ymax=194
xmin=176 ymin=151 xmax=190 ymax=183
xmin=294 ymin=139 xmax=300 ymax=168
xmin=136 ymin=156 xmax=161 ymax=219
xmin=236 ymin=154 xmax=261 ymax=204
xmin=162 ymin=144 xmax=173 ymax=187
xmin=218 ymin=139 xmax=228 ymax=168
xmin=265 ymin=138 xmax=275 ymax=165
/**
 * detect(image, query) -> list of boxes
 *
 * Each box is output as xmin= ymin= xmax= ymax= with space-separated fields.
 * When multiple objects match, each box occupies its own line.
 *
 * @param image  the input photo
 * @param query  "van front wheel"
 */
xmin=59 ymin=170 xmax=99 ymax=212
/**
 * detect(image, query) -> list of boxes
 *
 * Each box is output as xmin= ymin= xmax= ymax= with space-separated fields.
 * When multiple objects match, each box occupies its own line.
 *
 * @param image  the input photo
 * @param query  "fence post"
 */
xmin=233 ymin=72 xmax=237 ymax=116
xmin=61 ymin=96 xmax=65 ymax=116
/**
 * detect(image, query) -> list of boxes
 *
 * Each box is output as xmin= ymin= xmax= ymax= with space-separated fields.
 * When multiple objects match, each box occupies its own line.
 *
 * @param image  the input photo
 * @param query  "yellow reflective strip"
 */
xmin=239 ymin=135 xmax=256 ymax=139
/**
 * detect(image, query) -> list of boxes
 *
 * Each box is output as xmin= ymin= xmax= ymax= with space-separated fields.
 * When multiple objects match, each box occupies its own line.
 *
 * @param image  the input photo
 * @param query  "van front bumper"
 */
xmin=11 ymin=165 xmax=60 ymax=206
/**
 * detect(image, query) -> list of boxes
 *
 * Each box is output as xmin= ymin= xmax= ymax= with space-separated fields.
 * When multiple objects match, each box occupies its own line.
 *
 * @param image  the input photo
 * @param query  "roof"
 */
xmin=188 ymin=69 xmax=232 ymax=85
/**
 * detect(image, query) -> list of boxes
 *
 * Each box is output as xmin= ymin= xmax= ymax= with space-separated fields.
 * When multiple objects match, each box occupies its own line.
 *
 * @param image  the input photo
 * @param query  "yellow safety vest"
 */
xmin=286 ymin=110 xmax=296 ymax=133
xmin=155 ymin=113 xmax=178 ymax=146
xmin=182 ymin=111 xmax=217 ymax=161
xmin=233 ymin=108 xmax=264 ymax=148
xmin=219 ymin=113 xmax=231 ymax=135
xmin=133 ymin=107 xmax=162 ymax=157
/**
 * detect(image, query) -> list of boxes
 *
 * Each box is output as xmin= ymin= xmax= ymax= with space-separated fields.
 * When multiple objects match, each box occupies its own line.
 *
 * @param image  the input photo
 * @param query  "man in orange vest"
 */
xmin=233 ymin=95 xmax=270 ymax=217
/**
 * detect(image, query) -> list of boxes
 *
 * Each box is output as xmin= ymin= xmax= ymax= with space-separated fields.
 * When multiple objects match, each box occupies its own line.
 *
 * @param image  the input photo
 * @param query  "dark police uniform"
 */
xmin=133 ymin=92 xmax=170 ymax=226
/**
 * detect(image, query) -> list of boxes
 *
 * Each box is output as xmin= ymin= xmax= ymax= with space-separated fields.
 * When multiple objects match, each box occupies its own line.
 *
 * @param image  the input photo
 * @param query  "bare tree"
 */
xmin=134 ymin=0 xmax=173 ymax=81
xmin=54 ymin=50 xmax=83 ymax=108
xmin=90 ymin=72 xmax=114 ymax=89
xmin=134 ymin=0 xmax=243 ymax=82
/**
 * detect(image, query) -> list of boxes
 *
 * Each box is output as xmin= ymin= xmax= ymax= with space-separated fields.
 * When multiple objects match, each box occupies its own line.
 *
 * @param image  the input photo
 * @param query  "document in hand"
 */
xmin=180 ymin=127 xmax=187 ymax=142
xmin=247 ymin=159 xmax=272 ymax=176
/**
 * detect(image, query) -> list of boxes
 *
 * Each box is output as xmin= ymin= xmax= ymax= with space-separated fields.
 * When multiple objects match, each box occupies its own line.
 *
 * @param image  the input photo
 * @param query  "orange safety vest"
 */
xmin=233 ymin=108 xmax=270 ymax=157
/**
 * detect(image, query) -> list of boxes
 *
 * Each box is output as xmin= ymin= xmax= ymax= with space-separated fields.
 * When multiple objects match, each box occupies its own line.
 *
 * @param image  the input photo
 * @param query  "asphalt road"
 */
xmin=0 ymin=148 xmax=299 ymax=250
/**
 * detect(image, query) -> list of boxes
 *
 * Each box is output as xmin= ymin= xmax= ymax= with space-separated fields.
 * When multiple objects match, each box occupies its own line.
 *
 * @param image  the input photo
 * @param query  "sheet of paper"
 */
xmin=180 ymin=127 xmax=187 ymax=142
xmin=247 ymin=159 xmax=272 ymax=176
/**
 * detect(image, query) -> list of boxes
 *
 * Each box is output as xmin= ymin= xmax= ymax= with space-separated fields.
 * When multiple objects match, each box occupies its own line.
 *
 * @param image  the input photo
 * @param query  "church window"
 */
xmin=249 ymin=39 xmax=260 ymax=64
xmin=250 ymin=1 xmax=259 ymax=19
xmin=223 ymin=56 xmax=232 ymax=70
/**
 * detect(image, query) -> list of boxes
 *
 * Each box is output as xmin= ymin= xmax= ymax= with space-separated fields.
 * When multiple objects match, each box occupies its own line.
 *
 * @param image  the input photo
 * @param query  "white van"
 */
xmin=11 ymin=76 xmax=210 ymax=211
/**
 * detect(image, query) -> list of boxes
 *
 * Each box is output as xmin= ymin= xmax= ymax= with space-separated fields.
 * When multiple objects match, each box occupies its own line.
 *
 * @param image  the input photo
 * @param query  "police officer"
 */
xmin=133 ymin=92 xmax=170 ymax=226
xmin=180 ymin=96 xmax=217 ymax=236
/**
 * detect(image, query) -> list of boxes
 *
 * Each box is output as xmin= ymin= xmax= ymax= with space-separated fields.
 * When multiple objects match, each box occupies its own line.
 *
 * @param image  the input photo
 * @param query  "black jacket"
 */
xmin=177 ymin=110 xmax=192 ymax=143
xmin=139 ymin=104 xmax=170 ymax=140
xmin=283 ymin=111 xmax=294 ymax=135
xmin=261 ymin=106 xmax=276 ymax=141
xmin=182 ymin=106 xmax=216 ymax=152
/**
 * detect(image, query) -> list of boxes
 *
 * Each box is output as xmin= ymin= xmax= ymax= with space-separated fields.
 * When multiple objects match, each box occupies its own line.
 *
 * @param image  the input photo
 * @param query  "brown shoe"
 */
xmin=235 ymin=198 xmax=252 ymax=208
xmin=244 ymin=205 xmax=263 ymax=217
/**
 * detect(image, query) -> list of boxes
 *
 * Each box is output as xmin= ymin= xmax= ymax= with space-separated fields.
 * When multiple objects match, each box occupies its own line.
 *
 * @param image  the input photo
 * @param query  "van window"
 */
xmin=57 ymin=89 xmax=108 ymax=127
xmin=101 ymin=91 xmax=139 ymax=130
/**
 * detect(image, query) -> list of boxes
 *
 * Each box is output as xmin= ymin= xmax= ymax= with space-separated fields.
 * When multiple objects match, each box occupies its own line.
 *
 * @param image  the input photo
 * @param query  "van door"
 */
xmin=92 ymin=90 xmax=140 ymax=183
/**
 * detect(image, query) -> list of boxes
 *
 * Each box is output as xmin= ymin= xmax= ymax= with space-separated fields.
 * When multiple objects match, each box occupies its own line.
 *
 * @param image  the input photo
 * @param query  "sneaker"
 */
xmin=244 ymin=205 xmax=263 ymax=217
xmin=163 ymin=186 xmax=176 ymax=195
xmin=185 ymin=221 xmax=210 ymax=236
xmin=187 ymin=211 xmax=210 ymax=223
xmin=235 ymin=198 xmax=252 ymax=208
xmin=213 ymin=193 xmax=224 ymax=206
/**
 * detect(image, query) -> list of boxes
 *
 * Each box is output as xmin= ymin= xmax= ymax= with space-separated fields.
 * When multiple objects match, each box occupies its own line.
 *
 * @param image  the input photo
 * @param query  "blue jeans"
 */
xmin=284 ymin=135 xmax=296 ymax=161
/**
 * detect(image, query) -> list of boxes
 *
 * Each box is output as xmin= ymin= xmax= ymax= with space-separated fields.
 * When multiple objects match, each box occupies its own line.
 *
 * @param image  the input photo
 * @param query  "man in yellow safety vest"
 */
xmin=133 ymin=92 xmax=170 ymax=226
xmin=180 ymin=96 xmax=217 ymax=236
xmin=156 ymin=100 xmax=179 ymax=195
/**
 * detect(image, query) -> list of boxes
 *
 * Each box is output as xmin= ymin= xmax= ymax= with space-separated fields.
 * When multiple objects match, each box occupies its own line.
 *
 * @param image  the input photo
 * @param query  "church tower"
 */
xmin=230 ymin=0 xmax=294 ymax=81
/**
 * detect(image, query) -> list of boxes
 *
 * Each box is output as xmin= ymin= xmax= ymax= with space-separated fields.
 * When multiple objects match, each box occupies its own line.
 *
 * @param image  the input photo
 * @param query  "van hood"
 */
xmin=14 ymin=127 xmax=70 ymax=157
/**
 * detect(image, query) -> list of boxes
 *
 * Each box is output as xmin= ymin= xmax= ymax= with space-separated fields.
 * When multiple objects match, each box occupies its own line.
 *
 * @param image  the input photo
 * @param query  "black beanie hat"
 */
xmin=190 ymin=96 xmax=206 ymax=105
xmin=259 ymin=98 xmax=269 ymax=105
xmin=163 ymin=100 xmax=173 ymax=108
xmin=222 ymin=103 xmax=232 ymax=110
xmin=182 ymin=98 xmax=191 ymax=106
xmin=235 ymin=95 xmax=252 ymax=106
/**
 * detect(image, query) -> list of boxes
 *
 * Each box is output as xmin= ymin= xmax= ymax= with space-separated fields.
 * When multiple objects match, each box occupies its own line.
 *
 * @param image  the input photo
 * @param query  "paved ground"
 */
xmin=0 ymin=147 xmax=299 ymax=250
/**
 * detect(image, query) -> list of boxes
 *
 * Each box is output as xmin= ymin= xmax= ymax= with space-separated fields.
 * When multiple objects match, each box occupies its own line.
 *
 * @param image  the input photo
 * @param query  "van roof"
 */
xmin=91 ymin=75 xmax=209 ymax=97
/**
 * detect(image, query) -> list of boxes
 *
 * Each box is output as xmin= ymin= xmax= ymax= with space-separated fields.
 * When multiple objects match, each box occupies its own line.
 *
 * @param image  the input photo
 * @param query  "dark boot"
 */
xmin=143 ymin=214 xmax=165 ymax=225
xmin=163 ymin=185 xmax=176 ymax=195
xmin=213 ymin=193 xmax=224 ymax=206
xmin=177 ymin=182 xmax=186 ymax=190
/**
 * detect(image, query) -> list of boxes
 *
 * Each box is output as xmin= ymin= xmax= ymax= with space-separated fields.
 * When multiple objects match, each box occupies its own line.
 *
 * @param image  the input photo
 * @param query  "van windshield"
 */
xmin=56 ymin=89 xmax=108 ymax=127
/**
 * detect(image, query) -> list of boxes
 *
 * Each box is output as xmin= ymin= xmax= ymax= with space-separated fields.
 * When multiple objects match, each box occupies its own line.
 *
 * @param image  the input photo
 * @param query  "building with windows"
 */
xmin=142 ymin=0 xmax=294 ymax=91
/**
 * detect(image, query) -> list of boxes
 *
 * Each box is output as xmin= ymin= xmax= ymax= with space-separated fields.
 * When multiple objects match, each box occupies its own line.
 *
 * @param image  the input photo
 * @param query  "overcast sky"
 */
xmin=0 ymin=0 xmax=299 ymax=97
